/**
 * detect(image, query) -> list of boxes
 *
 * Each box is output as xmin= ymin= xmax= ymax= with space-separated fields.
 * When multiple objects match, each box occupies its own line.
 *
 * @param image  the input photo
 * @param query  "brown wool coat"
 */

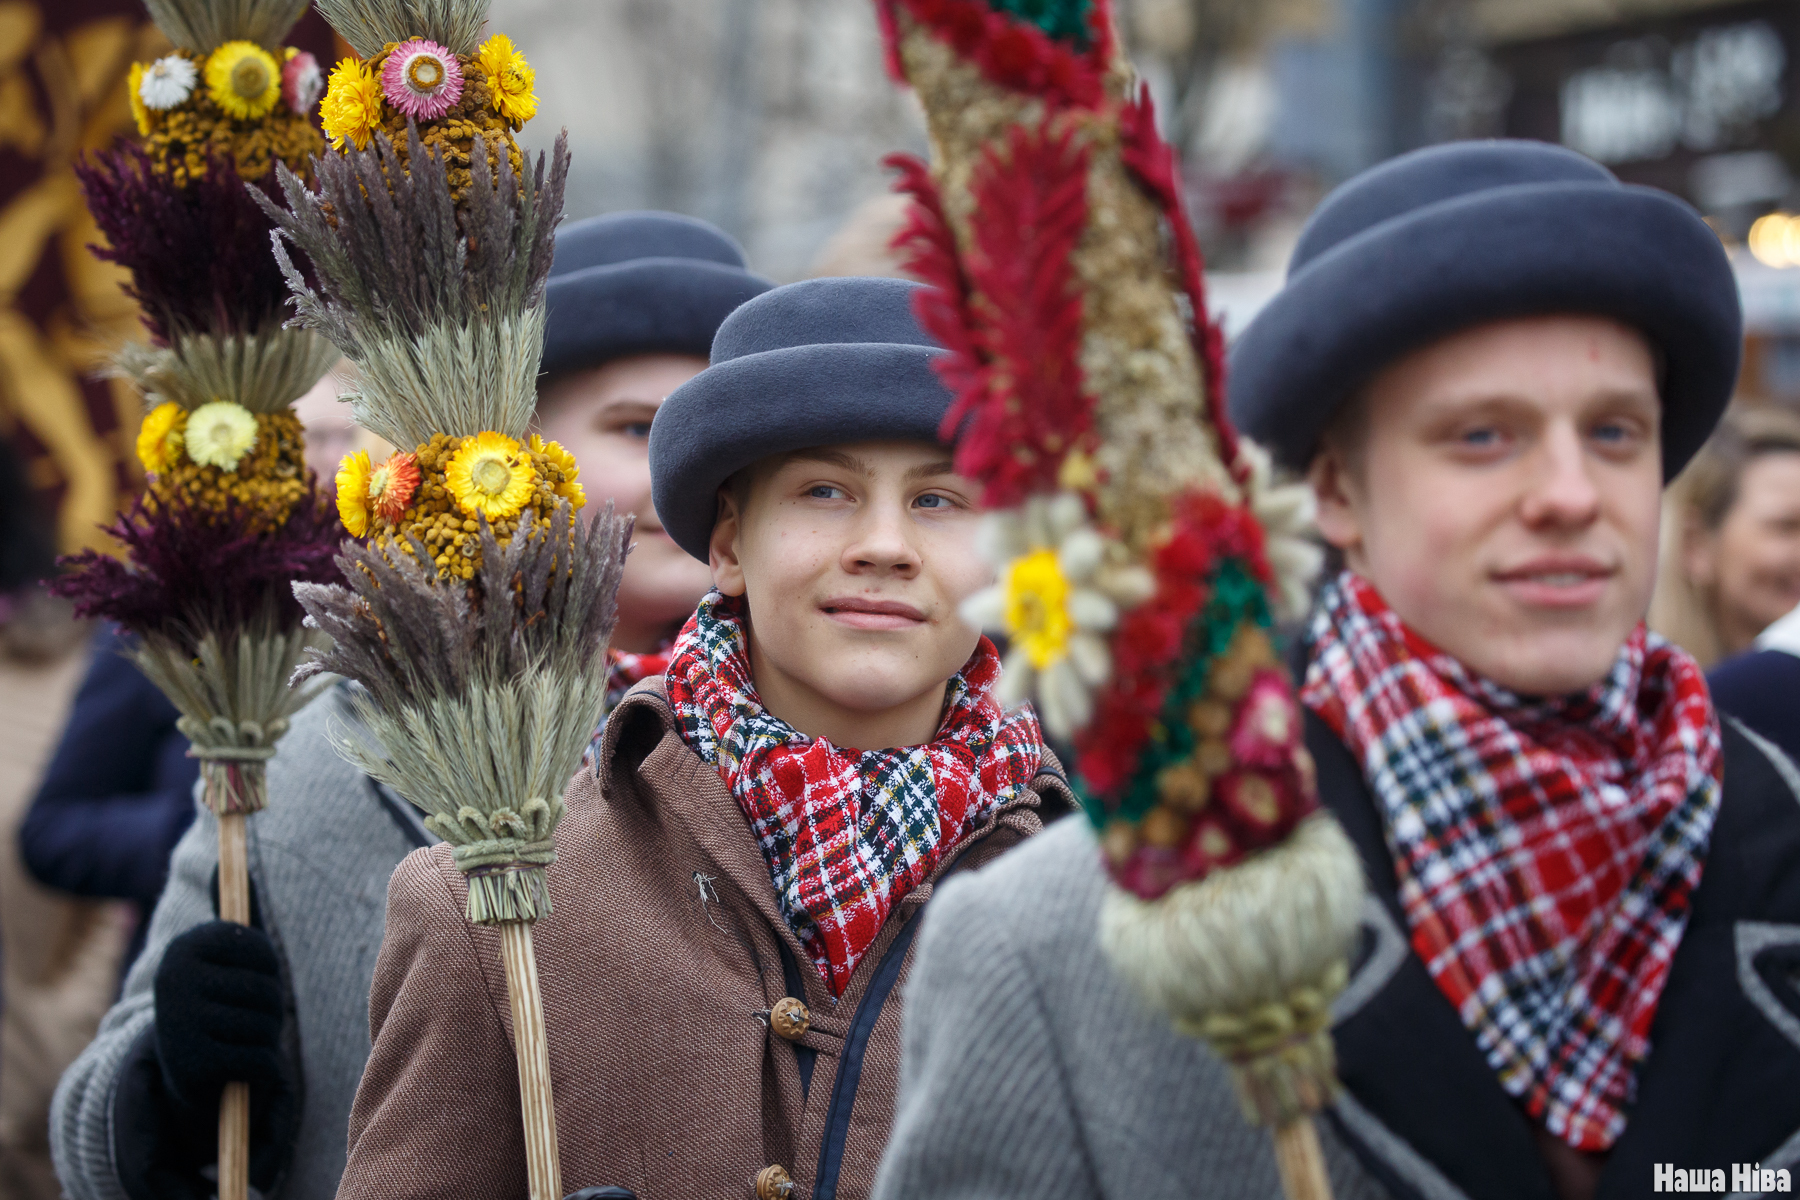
xmin=337 ymin=682 xmax=1073 ymax=1200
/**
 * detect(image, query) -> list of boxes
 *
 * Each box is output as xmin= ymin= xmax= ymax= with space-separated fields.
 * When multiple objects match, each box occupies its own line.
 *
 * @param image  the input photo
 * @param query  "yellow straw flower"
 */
xmin=136 ymin=402 xmax=184 ymax=473
xmin=476 ymin=33 xmax=537 ymax=126
xmin=446 ymin=432 xmax=535 ymax=521
xmin=126 ymin=62 xmax=151 ymax=135
xmin=184 ymin=401 xmax=258 ymax=471
xmin=320 ymin=56 xmax=382 ymax=151
xmin=335 ymin=449 xmax=374 ymax=537
xmin=205 ymin=41 xmax=281 ymax=121
xmin=529 ymin=434 xmax=585 ymax=510
xmin=1003 ymin=548 xmax=1076 ymax=670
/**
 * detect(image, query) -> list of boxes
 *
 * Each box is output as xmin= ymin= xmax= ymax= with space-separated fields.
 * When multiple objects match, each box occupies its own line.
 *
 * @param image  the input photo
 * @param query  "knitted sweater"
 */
xmin=49 ymin=683 xmax=431 ymax=1200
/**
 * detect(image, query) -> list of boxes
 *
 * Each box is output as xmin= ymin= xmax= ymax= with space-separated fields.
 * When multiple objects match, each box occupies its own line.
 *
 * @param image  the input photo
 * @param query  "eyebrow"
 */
xmin=904 ymin=460 xmax=957 ymax=481
xmin=784 ymin=450 xmax=958 ymax=483
xmin=786 ymin=448 xmax=870 ymax=474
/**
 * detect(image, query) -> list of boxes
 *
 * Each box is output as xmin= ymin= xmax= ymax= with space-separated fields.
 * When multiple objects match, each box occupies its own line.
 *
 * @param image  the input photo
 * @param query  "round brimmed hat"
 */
xmin=541 ymin=211 xmax=775 ymax=376
xmin=650 ymin=276 xmax=952 ymax=561
xmin=1227 ymin=140 xmax=1742 ymax=479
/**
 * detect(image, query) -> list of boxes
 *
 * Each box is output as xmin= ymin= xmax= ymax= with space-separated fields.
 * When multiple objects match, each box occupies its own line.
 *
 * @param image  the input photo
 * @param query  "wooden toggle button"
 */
xmin=769 ymin=996 xmax=810 ymax=1041
xmin=755 ymin=1164 xmax=794 ymax=1199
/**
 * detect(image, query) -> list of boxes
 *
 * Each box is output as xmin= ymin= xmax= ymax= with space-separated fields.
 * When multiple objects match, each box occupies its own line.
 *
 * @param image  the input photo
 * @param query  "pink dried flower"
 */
xmin=1115 ymin=845 xmax=1187 ymax=901
xmin=380 ymin=39 xmax=463 ymax=120
xmin=1228 ymin=668 xmax=1301 ymax=768
xmin=282 ymin=50 xmax=323 ymax=114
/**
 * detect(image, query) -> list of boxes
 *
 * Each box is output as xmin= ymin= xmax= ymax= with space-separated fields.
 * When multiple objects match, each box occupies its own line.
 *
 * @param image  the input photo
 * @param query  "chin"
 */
xmin=812 ymin=658 xmax=938 ymax=714
xmin=1462 ymin=633 xmax=1627 ymax=698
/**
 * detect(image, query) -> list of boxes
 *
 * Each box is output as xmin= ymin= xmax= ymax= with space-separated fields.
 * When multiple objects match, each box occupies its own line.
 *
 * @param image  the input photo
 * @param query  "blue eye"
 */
xmin=915 ymin=493 xmax=951 ymax=509
xmin=1460 ymin=428 xmax=1498 ymax=447
xmin=808 ymin=484 xmax=844 ymax=500
xmin=621 ymin=422 xmax=652 ymax=440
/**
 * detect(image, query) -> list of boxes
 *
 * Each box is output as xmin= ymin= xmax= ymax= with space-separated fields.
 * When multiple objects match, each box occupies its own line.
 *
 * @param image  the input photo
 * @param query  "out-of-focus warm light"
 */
xmin=1749 ymin=212 xmax=1800 ymax=268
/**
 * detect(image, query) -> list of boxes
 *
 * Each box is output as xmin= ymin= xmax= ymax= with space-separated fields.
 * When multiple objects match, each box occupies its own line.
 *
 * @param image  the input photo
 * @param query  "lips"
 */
xmin=1492 ymin=556 xmax=1616 ymax=608
xmin=820 ymin=596 xmax=927 ymax=631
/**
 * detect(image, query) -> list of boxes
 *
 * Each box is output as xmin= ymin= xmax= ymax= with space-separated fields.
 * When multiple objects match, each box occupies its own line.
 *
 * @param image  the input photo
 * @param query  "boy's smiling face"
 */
xmin=709 ymin=439 xmax=990 ymax=751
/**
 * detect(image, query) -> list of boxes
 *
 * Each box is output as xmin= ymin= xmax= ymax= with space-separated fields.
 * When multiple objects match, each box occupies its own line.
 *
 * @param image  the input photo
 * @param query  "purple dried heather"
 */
xmin=50 ymin=480 xmax=343 ymax=653
xmin=76 ymin=144 xmax=313 ymax=344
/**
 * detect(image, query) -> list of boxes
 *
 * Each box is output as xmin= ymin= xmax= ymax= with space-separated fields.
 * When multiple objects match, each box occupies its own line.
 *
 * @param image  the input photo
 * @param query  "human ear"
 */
xmin=1308 ymin=448 xmax=1364 ymax=554
xmin=709 ymin=487 xmax=748 ymax=597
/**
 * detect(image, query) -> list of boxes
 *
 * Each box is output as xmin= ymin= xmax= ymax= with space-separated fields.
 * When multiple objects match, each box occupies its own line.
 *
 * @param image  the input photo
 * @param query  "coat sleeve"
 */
xmin=871 ymin=872 xmax=1102 ymax=1200
xmin=48 ymin=801 xmax=219 ymax=1200
xmin=19 ymin=626 xmax=197 ymax=904
xmin=337 ymin=846 xmax=526 ymax=1197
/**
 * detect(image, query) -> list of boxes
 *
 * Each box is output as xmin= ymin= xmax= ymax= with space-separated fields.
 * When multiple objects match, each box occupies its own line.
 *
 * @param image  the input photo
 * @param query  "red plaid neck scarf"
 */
xmin=1301 ymin=572 xmax=1722 ymax=1151
xmin=666 ymin=590 xmax=1042 ymax=996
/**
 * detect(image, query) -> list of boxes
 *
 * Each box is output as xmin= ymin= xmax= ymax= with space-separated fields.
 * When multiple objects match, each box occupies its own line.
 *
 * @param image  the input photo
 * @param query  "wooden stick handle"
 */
xmin=501 ymin=919 xmax=561 ymax=1200
xmin=1272 ymin=1116 xmax=1334 ymax=1200
xmin=216 ymin=811 xmax=250 ymax=1200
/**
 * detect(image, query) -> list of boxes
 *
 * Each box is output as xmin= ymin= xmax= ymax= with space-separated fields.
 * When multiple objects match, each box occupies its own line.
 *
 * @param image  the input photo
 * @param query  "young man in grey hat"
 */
xmin=872 ymin=141 xmax=1800 ymax=1200
xmin=335 ymin=276 xmax=1070 ymax=1200
xmin=49 ymin=213 xmax=771 ymax=1200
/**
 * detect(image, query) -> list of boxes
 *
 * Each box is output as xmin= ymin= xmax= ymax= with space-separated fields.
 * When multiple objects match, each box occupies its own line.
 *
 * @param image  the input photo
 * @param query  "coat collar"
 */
xmin=594 ymin=679 xmax=1072 ymax=1007
xmin=1314 ymin=709 xmax=1800 ymax=1200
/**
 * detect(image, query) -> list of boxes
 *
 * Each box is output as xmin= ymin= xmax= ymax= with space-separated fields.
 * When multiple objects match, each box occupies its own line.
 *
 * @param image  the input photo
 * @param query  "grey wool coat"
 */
xmin=873 ymin=713 xmax=1800 ymax=1200
xmin=50 ymin=683 xmax=433 ymax=1200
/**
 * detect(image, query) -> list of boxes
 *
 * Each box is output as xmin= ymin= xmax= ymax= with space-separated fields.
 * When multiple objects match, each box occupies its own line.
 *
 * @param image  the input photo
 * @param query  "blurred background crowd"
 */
xmin=2 ymin=0 xmax=1800 ymax=1193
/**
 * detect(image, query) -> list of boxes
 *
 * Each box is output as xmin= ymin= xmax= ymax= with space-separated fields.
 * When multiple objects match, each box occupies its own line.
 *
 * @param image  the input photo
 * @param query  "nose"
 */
xmin=1518 ymin=421 xmax=1601 ymax=532
xmin=841 ymin=499 xmax=922 ymax=578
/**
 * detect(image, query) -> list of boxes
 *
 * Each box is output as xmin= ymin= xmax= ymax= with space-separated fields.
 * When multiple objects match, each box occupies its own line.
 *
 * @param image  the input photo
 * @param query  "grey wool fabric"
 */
xmin=649 ymin=276 xmax=953 ymax=561
xmin=871 ymin=814 xmax=1392 ymax=1200
xmin=49 ymin=683 xmax=431 ymax=1200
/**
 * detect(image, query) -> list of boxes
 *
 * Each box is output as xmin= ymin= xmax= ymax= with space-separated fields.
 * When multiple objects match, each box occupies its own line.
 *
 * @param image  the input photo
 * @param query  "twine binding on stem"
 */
xmin=1179 ymin=959 xmax=1348 ymax=1127
xmin=431 ymin=796 xmax=563 ymax=924
xmin=195 ymin=753 xmax=275 ymax=816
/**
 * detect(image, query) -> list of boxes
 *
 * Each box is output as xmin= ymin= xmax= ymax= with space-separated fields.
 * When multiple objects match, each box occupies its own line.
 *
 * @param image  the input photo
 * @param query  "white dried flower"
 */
xmin=139 ymin=55 xmax=198 ymax=111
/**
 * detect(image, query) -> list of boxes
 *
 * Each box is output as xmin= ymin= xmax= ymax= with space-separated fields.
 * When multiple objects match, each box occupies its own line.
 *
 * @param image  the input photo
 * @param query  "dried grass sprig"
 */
xmin=311 ymin=0 xmax=490 ymax=59
xmin=143 ymin=0 xmax=311 ymax=54
xmin=292 ymin=500 xmax=631 ymax=922
xmin=293 ymin=499 xmax=627 ymax=710
xmin=261 ymin=124 xmax=568 ymax=445
xmin=50 ymin=481 xmax=343 ymax=655
xmin=77 ymin=145 xmax=311 ymax=345
xmin=133 ymin=606 xmax=332 ymax=814
xmin=118 ymin=326 xmax=340 ymax=415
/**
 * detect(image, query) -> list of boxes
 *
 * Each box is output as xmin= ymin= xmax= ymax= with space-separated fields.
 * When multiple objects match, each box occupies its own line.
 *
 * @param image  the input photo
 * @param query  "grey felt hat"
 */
xmin=649 ymin=276 xmax=953 ymax=561
xmin=541 ymin=211 xmax=775 ymax=376
xmin=1226 ymin=140 xmax=1742 ymax=479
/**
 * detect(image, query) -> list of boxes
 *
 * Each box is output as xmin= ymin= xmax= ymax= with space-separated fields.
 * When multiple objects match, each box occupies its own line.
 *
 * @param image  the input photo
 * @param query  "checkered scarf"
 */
xmin=665 ymin=590 xmax=1042 ymax=996
xmin=1301 ymin=571 xmax=1722 ymax=1151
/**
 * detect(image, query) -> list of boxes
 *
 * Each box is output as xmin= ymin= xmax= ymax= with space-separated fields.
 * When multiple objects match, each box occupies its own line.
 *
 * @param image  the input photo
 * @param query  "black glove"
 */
xmin=113 ymin=920 xmax=297 ymax=1200
xmin=565 ymin=1190 xmax=639 ymax=1200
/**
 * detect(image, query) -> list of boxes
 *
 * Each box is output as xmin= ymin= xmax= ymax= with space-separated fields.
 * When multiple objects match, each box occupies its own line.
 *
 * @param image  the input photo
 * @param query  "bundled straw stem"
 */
xmin=1099 ymin=812 xmax=1364 ymax=1128
xmin=143 ymin=0 xmax=311 ymax=53
xmin=263 ymin=124 xmax=567 ymax=446
xmin=118 ymin=327 xmax=338 ymax=416
xmin=312 ymin=0 xmax=490 ymax=59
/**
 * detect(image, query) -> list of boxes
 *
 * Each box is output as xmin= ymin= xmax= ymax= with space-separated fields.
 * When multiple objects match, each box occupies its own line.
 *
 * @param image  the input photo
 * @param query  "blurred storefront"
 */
xmin=1480 ymin=0 xmax=1800 ymax=404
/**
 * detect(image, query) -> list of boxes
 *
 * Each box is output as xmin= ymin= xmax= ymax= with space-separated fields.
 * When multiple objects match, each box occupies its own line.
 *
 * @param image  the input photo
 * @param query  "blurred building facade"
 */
xmin=492 ymin=0 xmax=926 ymax=283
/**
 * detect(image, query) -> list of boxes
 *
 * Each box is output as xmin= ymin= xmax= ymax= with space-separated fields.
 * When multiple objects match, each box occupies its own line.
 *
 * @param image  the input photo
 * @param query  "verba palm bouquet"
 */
xmin=874 ymin=2 xmax=1363 ymax=1196
xmin=50 ymin=1 xmax=344 ymax=1195
xmin=258 ymin=3 xmax=630 ymax=1196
